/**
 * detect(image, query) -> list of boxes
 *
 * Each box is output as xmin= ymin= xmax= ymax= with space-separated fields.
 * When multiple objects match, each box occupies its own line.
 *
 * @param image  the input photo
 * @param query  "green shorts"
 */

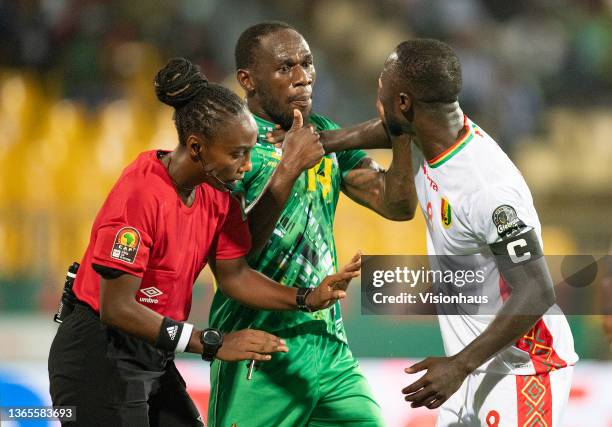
xmin=208 ymin=322 xmax=384 ymax=427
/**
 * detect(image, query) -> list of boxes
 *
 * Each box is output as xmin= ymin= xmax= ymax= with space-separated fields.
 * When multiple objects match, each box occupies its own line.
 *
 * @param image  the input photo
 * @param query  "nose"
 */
xmin=292 ymin=65 xmax=312 ymax=87
xmin=240 ymin=152 xmax=252 ymax=173
xmin=241 ymin=161 xmax=252 ymax=173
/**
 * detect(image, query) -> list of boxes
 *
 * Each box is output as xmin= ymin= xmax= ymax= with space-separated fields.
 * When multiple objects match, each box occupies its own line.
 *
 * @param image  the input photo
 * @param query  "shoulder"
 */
xmin=458 ymin=121 xmax=529 ymax=200
xmin=109 ymin=151 xmax=169 ymax=206
xmin=463 ymin=180 xmax=539 ymax=245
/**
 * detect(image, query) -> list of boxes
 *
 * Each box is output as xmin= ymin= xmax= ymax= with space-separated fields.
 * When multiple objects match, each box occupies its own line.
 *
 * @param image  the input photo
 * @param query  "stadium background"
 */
xmin=0 ymin=0 xmax=610 ymax=425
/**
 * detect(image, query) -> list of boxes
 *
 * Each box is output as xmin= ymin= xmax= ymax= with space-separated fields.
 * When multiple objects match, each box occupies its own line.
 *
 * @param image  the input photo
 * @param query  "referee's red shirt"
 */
xmin=73 ymin=150 xmax=251 ymax=321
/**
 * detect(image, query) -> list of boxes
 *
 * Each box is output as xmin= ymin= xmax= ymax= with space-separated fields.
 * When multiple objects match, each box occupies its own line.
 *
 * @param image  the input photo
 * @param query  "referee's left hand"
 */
xmin=402 ymin=356 xmax=469 ymax=409
xmin=306 ymin=252 xmax=361 ymax=310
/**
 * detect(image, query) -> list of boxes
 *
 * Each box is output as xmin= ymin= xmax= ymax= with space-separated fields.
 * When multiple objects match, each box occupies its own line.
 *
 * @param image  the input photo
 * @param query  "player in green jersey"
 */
xmin=208 ymin=22 xmax=416 ymax=427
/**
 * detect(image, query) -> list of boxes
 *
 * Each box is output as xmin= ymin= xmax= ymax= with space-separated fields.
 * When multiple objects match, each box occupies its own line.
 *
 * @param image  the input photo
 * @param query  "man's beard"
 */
xmin=384 ymin=111 xmax=405 ymax=136
xmin=384 ymin=109 xmax=414 ymax=136
xmin=260 ymin=96 xmax=311 ymax=130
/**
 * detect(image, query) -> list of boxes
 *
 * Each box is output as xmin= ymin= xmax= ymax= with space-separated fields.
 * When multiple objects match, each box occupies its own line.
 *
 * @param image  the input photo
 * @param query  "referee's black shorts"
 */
xmin=48 ymin=303 xmax=204 ymax=427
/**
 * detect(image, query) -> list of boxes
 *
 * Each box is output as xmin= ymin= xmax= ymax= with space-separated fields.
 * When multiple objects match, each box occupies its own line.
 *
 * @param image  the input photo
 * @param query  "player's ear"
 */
xmin=398 ymin=92 xmax=412 ymax=113
xmin=237 ymin=69 xmax=255 ymax=94
xmin=399 ymin=92 xmax=414 ymax=123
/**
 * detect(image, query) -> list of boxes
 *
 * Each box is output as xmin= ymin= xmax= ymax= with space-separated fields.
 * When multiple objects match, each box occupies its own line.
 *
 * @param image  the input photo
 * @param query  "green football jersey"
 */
xmin=209 ymin=113 xmax=366 ymax=343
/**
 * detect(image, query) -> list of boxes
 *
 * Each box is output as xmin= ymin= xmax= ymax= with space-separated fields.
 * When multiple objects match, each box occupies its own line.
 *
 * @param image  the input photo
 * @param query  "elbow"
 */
xmin=397 ymin=208 xmax=416 ymax=221
xmin=382 ymin=192 xmax=417 ymax=221
xmin=99 ymin=301 xmax=128 ymax=327
xmin=383 ymin=202 xmax=416 ymax=221
xmin=386 ymin=211 xmax=415 ymax=221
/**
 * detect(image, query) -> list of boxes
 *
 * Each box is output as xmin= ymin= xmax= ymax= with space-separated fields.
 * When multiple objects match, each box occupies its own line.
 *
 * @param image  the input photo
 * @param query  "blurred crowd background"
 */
xmin=0 ymin=0 xmax=611 ymax=359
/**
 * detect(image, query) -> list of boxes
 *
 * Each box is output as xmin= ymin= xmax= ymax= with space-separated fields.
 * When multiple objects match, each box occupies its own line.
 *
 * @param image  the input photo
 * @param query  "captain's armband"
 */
xmin=488 ymin=227 xmax=543 ymax=271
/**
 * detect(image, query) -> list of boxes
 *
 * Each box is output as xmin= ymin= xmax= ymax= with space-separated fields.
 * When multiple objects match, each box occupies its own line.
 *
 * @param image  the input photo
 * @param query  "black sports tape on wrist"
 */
xmin=155 ymin=317 xmax=184 ymax=352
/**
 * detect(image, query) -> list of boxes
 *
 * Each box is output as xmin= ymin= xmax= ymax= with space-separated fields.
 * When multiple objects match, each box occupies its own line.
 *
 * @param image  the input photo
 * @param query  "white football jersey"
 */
xmin=412 ymin=115 xmax=578 ymax=375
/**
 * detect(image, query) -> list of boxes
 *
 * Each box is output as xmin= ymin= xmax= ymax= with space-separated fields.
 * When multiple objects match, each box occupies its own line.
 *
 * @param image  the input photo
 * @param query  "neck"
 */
xmin=412 ymin=103 xmax=465 ymax=162
xmin=246 ymin=97 xmax=274 ymax=124
xmin=163 ymin=149 xmax=199 ymax=202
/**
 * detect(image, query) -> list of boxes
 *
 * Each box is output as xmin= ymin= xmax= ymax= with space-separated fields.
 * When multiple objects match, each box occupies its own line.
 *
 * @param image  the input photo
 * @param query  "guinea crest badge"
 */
xmin=111 ymin=227 xmax=141 ymax=263
xmin=441 ymin=197 xmax=452 ymax=228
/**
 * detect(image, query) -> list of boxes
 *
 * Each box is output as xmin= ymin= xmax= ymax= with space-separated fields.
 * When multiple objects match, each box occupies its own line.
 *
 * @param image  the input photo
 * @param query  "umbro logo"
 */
xmin=138 ymin=287 xmax=163 ymax=304
xmin=167 ymin=326 xmax=178 ymax=341
xmin=140 ymin=287 xmax=163 ymax=297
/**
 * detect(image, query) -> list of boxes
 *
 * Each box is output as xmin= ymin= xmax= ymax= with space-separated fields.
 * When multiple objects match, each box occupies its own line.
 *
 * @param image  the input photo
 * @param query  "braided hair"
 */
xmin=154 ymin=58 xmax=247 ymax=144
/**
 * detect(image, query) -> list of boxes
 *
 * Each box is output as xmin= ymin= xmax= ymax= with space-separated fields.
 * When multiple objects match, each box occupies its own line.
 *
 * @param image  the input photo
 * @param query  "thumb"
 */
xmin=289 ymin=108 xmax=303 ymax=131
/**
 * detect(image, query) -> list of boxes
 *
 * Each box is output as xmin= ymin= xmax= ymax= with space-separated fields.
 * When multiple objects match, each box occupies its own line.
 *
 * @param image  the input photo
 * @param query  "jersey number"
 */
xmin=307 ymin=158 xmax=332 ymax=200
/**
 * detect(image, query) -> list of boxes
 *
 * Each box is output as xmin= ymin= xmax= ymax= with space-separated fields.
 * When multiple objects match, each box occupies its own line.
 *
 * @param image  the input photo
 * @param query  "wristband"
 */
xmin=176 ymin=322 xmax=193 ymax=353
xmin=296 ymin=287 xmax=314 ymax=312
xmin=155 ymin=317 xmax=193 ymax=353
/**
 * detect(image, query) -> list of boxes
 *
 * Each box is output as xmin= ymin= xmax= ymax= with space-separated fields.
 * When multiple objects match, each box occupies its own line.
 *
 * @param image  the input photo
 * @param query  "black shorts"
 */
xmin=48 ymin=303 xmax=204 ymax=427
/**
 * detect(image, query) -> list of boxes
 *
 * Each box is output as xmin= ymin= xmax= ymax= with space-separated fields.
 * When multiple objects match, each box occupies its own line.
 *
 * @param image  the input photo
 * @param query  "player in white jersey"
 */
xmin=317 ymin=39 xmax=578 ymax=427
xmin=377 ymin=39 xmax=577 ymax=427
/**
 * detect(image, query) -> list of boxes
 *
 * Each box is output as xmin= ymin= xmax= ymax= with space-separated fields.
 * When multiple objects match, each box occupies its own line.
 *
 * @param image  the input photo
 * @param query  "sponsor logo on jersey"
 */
xmin=441 ymin=197 xmax=452 ymax=228
xmin=492 ymin=205 xmax=525 ymax=237
xmin=111 ymin=227 xmax=141 ymax=263
xmin=139 ymin=286 xmax=163 ymax=304
xmin=422 ymin=162 xmax=439 ymax=192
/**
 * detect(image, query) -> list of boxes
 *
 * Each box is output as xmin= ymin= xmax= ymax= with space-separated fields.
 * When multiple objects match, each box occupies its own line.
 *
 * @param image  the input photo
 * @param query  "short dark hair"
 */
xmin=154 ymin=57 xmax=246 ymax=144
xmin=235 ymin=21 xmax=294 ymax=70
xmin=392 ymin=39 xmax=462 ymax=103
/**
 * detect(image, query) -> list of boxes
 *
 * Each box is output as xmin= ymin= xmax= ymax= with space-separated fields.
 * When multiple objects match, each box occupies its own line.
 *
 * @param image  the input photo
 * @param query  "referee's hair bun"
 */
xmin=154 ymin=58 xmax=208 ymax=109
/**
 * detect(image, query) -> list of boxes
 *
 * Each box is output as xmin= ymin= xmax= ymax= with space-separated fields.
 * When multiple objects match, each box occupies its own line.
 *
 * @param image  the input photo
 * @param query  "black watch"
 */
xmin=200 ymin=328 xmax=223 ymax=361
xmin=296 ymin=287 xmax=314 ymax=312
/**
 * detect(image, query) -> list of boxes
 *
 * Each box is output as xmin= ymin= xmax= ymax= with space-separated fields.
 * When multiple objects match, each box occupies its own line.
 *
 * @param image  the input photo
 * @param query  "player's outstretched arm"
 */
xmin=321 ymin=118 xmax=392 ymax=152
xmin=98 ymin=272 xmax=287 ymax=361
xmin=246 ymin=109 xmax=324 ymax=255
xmin=402 ymin=228 xmax=555 ymax=410
xmin=341 ymin=132 xmax=417 ymax=221
xmin=211 ymin=254 xmax=360 ymax=311
xmin=265 ymin=118 xmax=392 ymax=152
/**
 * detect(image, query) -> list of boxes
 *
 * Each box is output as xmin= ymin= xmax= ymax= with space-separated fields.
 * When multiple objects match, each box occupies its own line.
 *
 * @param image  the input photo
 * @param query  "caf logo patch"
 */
xmin=111 ymin=227 xmax=141 ymax=264
xmin=441 ymin=197 xmax=452 ymax=228
xmin=492 ymin=205 xmax=525 ymax=237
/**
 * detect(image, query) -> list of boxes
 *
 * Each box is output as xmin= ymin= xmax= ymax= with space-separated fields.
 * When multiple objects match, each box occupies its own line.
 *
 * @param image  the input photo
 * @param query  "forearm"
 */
xmin=383 ymin=135 xmax=417 ymax=219
xmin=247 ymin=162 xmax=300 ymax=254
xmin=100 ymin=300 xmax=204 ymax=354
xmin=219 ymin=267 xmax=298 ymax=311
xmin=321 ymin=119 xmax=391 ymax=153
xmin=454 ymin=289 xmax=553 ymax=372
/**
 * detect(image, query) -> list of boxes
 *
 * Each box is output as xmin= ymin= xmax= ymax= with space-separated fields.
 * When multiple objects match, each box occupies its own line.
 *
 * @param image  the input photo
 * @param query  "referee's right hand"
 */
xmin=216 ymin=329 xmax=289 ymax=362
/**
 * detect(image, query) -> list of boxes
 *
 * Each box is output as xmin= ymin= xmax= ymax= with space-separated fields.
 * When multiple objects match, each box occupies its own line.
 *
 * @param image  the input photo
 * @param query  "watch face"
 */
xmin=202 ymin=329 xmax=222 ymax=346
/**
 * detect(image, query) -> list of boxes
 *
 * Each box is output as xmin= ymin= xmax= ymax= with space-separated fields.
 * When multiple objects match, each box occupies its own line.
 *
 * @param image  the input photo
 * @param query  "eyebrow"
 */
xmin=231 ymin=143 xmax=255 ymax=150
xmin=276 ymin=52 xmax=313 ymax=65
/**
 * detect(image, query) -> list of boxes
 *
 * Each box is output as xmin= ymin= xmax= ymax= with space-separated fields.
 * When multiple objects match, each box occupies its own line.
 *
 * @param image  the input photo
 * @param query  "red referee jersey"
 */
xmin=72 ymin=150 xmax=251 ymax=321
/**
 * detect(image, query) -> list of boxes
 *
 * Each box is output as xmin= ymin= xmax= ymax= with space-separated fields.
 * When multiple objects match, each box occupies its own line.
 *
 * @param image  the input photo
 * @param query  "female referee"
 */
xmin=48 ymin=58 xmax=358 ymax=426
